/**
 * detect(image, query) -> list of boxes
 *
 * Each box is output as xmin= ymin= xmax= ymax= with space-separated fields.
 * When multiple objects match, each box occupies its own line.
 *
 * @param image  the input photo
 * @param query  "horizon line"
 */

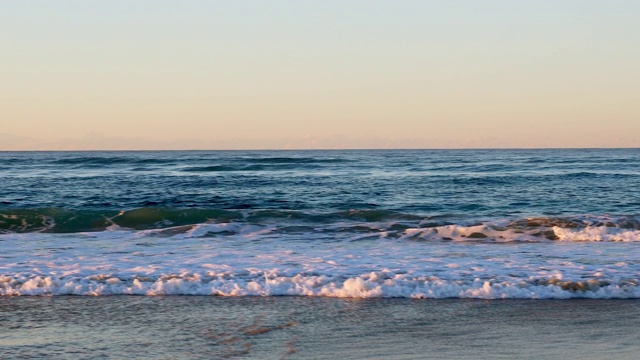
xmin=1 ymin=147 xmax=639 ymax=152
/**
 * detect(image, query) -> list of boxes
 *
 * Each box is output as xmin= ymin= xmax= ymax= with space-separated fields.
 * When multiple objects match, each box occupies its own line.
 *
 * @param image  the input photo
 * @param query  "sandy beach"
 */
xmin=2 ymin=296 xmax=639 ymax=359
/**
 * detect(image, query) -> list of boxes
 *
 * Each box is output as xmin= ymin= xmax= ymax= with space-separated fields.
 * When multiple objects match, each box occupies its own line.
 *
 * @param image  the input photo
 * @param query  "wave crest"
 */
xmin=2 ymin=272 xmax=639 ymax=298
xmin=2 ymin=208 xmax=640 ymax=242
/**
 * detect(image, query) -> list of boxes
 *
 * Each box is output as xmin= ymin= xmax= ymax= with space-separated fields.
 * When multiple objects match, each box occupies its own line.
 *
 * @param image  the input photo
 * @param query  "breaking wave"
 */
xmin=1 ymin=208 xmax=639 ymax=242
xmin=3 ymin=272 xmax=639 ymax=299
xmin=3 ymin=211 xmax=640 ymax=298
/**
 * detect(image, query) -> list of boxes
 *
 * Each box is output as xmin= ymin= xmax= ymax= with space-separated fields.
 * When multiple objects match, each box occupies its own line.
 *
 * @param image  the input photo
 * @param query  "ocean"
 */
xmin=1 ymin=149 xmax=640 ymax=358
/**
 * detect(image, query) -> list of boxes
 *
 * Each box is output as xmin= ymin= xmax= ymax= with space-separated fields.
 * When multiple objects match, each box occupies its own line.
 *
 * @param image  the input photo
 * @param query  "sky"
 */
xmin=1 ymin=1 xmax=639 ymax=150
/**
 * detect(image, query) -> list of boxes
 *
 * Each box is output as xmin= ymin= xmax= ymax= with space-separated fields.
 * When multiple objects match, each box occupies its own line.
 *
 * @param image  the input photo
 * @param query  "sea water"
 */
xmin=1 ymin=149 xmax=640 ymax=358
xmin=1 ymin=149 xmax=639 ymax=298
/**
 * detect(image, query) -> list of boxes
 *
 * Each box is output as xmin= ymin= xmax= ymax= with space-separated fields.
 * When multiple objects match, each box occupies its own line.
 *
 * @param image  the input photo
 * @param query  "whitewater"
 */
xmin=1 ymin=149 xmax=639 ymax=298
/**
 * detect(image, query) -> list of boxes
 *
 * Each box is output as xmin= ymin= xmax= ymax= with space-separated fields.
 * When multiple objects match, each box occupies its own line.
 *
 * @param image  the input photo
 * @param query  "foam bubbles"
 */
xmin=3 ymin=272 xmax=640 ymax=299
xmin=2 ymin=223 xmax=640 ymax=298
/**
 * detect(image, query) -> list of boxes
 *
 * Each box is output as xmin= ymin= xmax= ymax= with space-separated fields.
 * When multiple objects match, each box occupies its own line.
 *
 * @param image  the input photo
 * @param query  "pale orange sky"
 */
xmin=1 ymin=1 xmax=639 ymax=150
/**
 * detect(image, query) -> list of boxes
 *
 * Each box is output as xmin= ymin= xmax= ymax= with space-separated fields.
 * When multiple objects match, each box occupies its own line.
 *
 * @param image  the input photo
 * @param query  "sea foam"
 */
xmin=2 ymin=220 xmax=640 ymax=298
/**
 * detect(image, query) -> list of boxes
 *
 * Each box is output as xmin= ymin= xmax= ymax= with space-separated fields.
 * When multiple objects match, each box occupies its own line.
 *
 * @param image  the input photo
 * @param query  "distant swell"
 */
xmin=52 ymin=157 xmax=176 ymax=165
xmin=235 ymin=156 xmax=348 ymax=164
xmin=181 ymin=164 xmax=281 ymax=172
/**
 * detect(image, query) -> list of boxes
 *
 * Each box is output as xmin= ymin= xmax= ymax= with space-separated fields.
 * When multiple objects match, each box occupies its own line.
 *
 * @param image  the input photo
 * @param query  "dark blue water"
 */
xmin=1 ymin=149 xmax=639 ymax=233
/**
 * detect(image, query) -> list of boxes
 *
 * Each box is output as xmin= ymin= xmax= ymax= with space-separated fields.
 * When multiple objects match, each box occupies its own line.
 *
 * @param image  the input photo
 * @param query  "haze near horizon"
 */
xmin=1 ymin=1 xmax=639 ymax=150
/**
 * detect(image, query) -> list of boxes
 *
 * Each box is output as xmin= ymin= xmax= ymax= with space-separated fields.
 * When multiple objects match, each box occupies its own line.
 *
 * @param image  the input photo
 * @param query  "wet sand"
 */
xmin=1 ymin=297 xmax=639 ymax=359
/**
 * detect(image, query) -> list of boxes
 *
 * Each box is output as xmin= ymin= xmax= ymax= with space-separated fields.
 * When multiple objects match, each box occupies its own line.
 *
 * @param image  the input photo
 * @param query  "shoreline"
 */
xmin=2 ymin=296 xmax=639 ymax=359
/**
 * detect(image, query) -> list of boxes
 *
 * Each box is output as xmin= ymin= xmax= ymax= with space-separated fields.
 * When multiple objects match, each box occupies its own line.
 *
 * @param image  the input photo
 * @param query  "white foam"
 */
xmin=2 ymin=272 xmax=639 ymax=299
xmin=553 ymin=226 xmax=640 ymax=242
xmin=402 ymin=223 xmax=640 ymax=243
xmin=2 ymin=223 xmax=640 ymax=298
